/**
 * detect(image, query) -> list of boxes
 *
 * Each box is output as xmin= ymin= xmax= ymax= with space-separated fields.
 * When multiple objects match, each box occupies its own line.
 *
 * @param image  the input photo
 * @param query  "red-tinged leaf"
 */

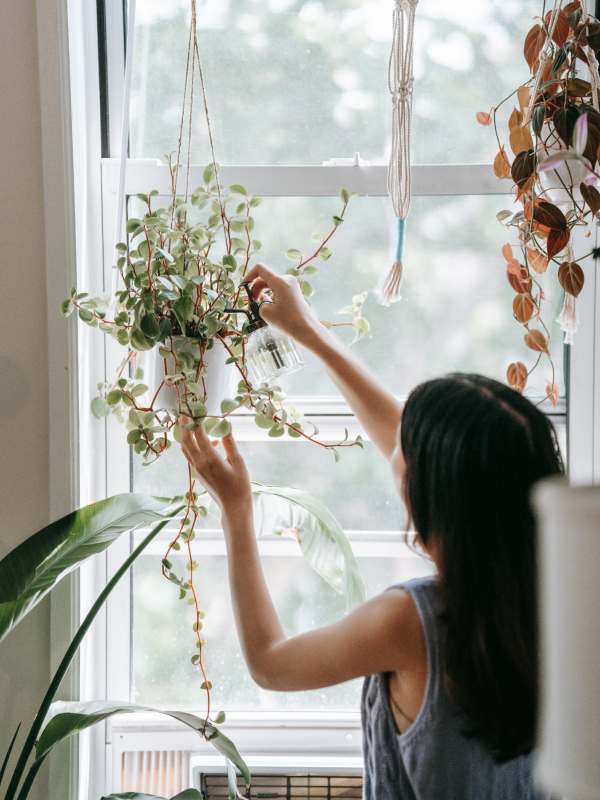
xmin=524 ymin=24 xmax=546 ymax=71
xmin=525 ymin=329 xmax=549 ymax=353
xmin=527 ymin=248 xmax=549 ymax=274
xmin=511 ymin=149 xmax=536 ymax=187
xmin=502 ymin=243 xmax=514 ymax=262
xmin=547 ymin=228 xmax=570 ymax=260
xmin=567 ymin=78 xmax=592 ymax=98
xmin=507 ymin=362 xmax=528 ymax=392
xmin=558 ymin=261 xmax=585 ymax=296
xmin=563 ymin=0 xmax=582 ymax=16
xmin=533 ymin=201 xmax=568 ymax=230
xmin=493 ymin=147 xmax=512 ymax=179
xmin=546 ymin=382 xmax=559 ymax=406
xmin=510 ymin=123 xmax=534 ymax=156
xmin=580 ymin=181 xmax=600 ymax=214
xmin=586 ymin=21 xmax=600 ymax=51
xmin=545 ymin=9 xmax=570 ymax=47
xmin=476 ymin=111 xmax=492 ymax=126
xmin=508 ymin=265 xmax=533 ymax=294
xmin=508 ymin=108 xmax=523 ymax=131
xmin=517 ymin=85 xmax=531 ymax=112
xmin=513 ymin=293 xmax=536 ymax=324
xmin=507 ymin=258 xmax=522 ymax=277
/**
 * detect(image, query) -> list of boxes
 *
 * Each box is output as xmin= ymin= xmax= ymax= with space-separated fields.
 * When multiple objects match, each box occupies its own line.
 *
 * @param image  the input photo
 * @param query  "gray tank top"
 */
xmin=361 ymin=576 xmax=544 ymax=800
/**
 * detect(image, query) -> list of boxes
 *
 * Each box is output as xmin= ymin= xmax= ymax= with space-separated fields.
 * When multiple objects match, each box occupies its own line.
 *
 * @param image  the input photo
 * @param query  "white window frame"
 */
xmin=39 ymin=0 xmax=600 ymax=797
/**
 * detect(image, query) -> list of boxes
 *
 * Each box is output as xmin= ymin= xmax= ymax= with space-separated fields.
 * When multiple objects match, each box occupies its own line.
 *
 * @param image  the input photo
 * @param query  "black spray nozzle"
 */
xmin=224 ymin=282 xmax=267 ymax=333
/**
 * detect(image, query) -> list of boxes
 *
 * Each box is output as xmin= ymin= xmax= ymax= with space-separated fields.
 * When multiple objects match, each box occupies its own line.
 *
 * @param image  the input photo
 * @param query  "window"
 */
xmin=77 ymin=0 xmax=573 ymax=793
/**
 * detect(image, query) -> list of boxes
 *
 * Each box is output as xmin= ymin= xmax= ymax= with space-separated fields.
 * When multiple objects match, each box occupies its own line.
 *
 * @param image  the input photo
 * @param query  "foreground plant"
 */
xmin=478 ymin=0 xmax=600 ymax=402
xmin=0 ymin=483 xmax=365 ymax=800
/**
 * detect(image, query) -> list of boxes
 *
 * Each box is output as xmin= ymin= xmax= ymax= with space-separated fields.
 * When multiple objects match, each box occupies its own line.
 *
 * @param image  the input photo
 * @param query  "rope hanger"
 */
xmin=379 ymin=0 xmax=419 ymax=306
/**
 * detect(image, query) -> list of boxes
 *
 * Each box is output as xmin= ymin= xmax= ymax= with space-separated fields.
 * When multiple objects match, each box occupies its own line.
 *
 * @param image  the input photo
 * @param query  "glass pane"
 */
xmin=131 ymin=545 xmax=434 ymax=709
xmin=247 ymin=194 xmax=564 ymax=399
xmin=133 ymin=439 xmax=406 ymax=531
xmin=130 ymin=0 xmax=538 ymax=164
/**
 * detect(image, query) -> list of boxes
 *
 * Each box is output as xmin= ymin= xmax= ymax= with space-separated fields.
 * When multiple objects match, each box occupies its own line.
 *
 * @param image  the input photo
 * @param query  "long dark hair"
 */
xmin=400 ymin=373 xmax=564 ymax=761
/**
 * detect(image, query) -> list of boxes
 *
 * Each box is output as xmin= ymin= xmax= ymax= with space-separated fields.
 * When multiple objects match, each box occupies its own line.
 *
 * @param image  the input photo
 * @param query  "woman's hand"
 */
xmin=244 ymin=263 xmax=324 ymax=349
xmin=180 ymin=422 xmax=252 ymax=524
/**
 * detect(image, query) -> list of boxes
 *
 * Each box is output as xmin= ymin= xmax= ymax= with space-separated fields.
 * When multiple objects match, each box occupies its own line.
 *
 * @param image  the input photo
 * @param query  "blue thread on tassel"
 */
xmin=395 ymin=217 xmax=406 ymax=263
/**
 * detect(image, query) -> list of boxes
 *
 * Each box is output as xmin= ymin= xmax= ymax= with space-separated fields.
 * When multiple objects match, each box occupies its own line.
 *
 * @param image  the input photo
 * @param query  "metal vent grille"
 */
xmin=200 ymin=772 xmax=362 ymax=799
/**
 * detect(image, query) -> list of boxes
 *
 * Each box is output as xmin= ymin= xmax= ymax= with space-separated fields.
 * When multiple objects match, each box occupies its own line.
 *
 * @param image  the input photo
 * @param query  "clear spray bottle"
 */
xmin=228 ymin=283 xmax=304 ymax=385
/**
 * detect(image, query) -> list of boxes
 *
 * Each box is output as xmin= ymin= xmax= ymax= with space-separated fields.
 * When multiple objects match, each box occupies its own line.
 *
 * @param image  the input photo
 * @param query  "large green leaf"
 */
xmin=36 ymin=702 xmax=250 ymax=794
xmin=0 ymin=494 xmax=175 ymax=643
xmin=252 ymin=484 xmax=366 ymax=609
xmin=101 ymin=792 xmax=203 ymax=800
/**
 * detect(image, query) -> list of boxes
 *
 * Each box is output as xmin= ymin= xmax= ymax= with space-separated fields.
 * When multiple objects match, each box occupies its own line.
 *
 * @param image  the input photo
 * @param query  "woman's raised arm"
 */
xmin=244 ymin=264 xmax=403 ymax=462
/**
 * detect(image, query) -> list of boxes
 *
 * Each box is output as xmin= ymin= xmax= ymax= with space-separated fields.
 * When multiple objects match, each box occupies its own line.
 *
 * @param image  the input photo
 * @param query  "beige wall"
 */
xmin=0 ymin=2 xmax=51 ymax=799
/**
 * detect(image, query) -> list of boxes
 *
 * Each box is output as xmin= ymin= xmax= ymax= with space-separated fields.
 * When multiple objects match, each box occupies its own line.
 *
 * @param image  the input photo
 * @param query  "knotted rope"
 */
xmin=379 ymin=0 xmax=418 ymax=306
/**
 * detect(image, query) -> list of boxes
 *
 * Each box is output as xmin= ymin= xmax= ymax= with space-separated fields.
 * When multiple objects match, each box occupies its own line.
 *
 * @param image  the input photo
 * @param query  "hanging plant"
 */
xmin=61 ymin=0 xmax=369 ymax=780
xmin=478 ymin=0 xmax=600 ymax=404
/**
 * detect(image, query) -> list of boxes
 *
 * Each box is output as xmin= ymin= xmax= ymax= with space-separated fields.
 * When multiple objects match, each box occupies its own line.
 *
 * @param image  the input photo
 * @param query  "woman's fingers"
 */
xmin=244 ymin=263 xmax=286 ymax=290
xmin=222 ymin=433 xmax=241 ymax=465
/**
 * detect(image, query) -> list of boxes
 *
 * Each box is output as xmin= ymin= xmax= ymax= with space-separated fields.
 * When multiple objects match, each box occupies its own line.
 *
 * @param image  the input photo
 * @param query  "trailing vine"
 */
xmin=478 ymin=0 xmax=600 ymax=402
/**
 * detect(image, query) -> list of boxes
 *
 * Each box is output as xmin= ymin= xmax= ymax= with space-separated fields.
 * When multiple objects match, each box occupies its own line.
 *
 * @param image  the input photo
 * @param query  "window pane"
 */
xmin=130 ymin=0 xmax=538 ymax=165
xmin=131 ymin=546 xmax=434 ymax=709
xmin=246 ymin=194 xmax=564 ymax=399
xmin=133 ymin=440 xmax=405 ymax=531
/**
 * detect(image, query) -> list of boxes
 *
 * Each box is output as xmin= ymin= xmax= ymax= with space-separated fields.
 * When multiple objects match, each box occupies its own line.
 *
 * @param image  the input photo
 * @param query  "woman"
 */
xmin=181 ymin=264 xmax=564 ymax=799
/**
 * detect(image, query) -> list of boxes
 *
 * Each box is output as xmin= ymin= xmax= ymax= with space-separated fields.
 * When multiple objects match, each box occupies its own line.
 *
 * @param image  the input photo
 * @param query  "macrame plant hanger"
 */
xmin=113 ymin=0 xmax=224 ymax=287
xmin=380 ymin=0 xmax=418 ymax=306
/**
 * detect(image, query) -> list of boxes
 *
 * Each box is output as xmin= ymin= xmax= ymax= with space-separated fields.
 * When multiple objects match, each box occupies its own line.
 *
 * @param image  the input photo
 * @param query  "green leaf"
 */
xmin=286 ymin=249 xmax=302 ymax=261
xmin=0 ymin=495 xmax=174 ymax=643
xmin=78 ymin=308 xmax=94 ymax=324
xmin=203 ymin=164 xmax=216 ymax=184
xmin=140 ymin=314 xmax=160 ymax=339
xmin=60 ymin=299 xmax=73 ymax=317
xmin=126 ymin=218 xmax=142 ymax=233
xmin=36 ymin=702 xmax=251 ymax=790
xmin=173 ymin=296 xmax=194 ymax=332
xmin=0 ymin=722 xmax=21 ymax=789
xmin=254 ymin=414 xmax=274 ymax=430
xmin=213 ymin=419 xmax=232 ymax=438
xmin=130 ymin=329 xmax=155 ymax=352
xmin=127 ymin=429 xmax=142 ymax=445
xmin=340 ymin=188 xmax=350 ymax=203
xmin=107 ymin=390 xmax=123 ymax=406
xmin=91 ymin=397 xmax=110 ymax=419
xmin=318 ymin=247 xmax=332 ymax=261
xmin=220 ymin=399 xmax=238 ymax=415
xmin=229 ymin=184 xmax=247 ymax=196
xmin=252 ymin=484 xmax=365 ymax=610
xmin=268 ymin=424 xmax=285 ymax=438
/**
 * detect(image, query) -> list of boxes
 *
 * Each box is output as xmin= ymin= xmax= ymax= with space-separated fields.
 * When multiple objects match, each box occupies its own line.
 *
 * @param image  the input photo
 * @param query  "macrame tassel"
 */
xmin=557 ymin=292 xmax=578 ymax=345
xmin=378 ymin=0 xmax=417 ymax=306
xmin=379 ymin=217 xmax=406 ymax=306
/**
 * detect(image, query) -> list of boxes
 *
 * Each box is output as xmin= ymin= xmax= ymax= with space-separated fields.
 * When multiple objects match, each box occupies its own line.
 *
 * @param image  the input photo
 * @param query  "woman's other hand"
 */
xmin=180 ymin=422 xmax=252 ymax=524
xmin=244 ymin=263 xmax=324 ymax=349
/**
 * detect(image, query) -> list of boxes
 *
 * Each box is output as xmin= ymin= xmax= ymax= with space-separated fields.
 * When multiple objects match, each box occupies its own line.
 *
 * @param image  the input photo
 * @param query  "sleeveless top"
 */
xmin=361 ymin=576 xmax=544 ymax=800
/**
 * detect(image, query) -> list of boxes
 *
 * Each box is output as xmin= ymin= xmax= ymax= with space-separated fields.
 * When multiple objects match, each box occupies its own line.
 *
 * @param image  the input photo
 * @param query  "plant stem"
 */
xmin=3 ymin=515 xmax=179 ymax=800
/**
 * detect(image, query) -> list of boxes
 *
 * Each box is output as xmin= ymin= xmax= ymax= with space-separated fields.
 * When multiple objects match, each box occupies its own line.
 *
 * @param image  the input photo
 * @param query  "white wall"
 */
xmin=0 ymin=2 xmax=51 ymax=799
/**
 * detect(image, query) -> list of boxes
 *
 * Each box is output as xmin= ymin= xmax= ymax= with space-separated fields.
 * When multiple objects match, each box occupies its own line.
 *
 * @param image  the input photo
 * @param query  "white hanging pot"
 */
xmin=537 ymin=122 xmax=587 ymax=208
xmin=140 ymin=337 xmax=238 ymax=417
